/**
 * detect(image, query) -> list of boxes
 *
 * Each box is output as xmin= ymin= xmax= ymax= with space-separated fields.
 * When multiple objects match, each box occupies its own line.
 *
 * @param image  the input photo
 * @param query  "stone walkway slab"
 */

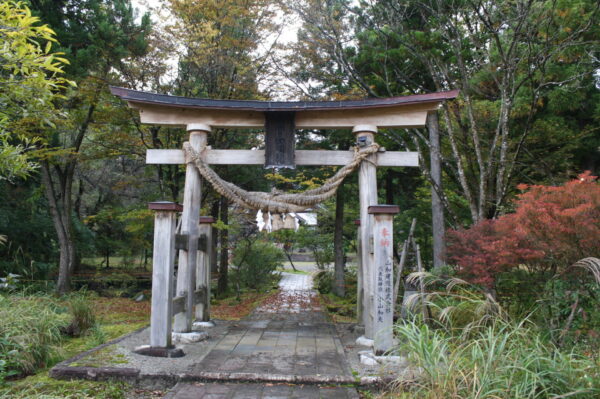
xmin=165 ymin=272 xmax=360 ymax=398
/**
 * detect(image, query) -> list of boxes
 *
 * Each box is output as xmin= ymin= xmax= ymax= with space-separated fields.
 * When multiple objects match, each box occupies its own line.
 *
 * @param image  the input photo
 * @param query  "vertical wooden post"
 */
xmin=354 ymin=125 xmax=378 ymax=339
xmin=427 ymin=112 xmax=444 ymax=269
xmin=148 ymin=202 xmax=181 ymax=348
xmin=354 ymin=219 xmax=363 ymax=324
xmin=196 ymin=216 xmax=214 ymax=322
xmin=369 ymin=205 xmax=399 ymax=354
xmin=174 ymin=123 xmax=210 ymax=333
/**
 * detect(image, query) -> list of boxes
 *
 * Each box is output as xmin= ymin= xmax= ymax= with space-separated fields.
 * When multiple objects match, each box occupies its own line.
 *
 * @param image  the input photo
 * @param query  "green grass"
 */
xmin=277 ymin=265 xmax=310 ymax=275
xmin=70 ymin=346 xmax=129 ymax=368
xmin=389 ymin=273 xmax=600 ymax=399
xmin=0 ymin=372 xmax=132 ymax=399
xmin=0 ymin=293 xmax=153 ymax=398
xmin=0 ymin=294 xmax=70 ymax=376
xmin=394 ymin=320 xmax=600 ymax=398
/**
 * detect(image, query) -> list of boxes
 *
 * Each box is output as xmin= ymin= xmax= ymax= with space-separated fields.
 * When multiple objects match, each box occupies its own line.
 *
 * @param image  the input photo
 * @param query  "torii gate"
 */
xmin=110 ymin=87 xmax=458 ymax=356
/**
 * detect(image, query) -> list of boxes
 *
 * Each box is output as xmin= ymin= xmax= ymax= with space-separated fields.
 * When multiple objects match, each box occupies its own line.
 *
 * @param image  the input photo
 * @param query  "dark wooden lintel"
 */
xmin=148 ymin=201 xmax=183 ymax=212
xmin=368 ymin=205 xmax=400 ymax=214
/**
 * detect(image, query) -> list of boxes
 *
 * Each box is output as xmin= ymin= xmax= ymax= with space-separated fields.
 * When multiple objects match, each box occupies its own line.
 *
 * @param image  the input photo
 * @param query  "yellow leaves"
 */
xmin=264 ymin=169 xmax=331 ymax=191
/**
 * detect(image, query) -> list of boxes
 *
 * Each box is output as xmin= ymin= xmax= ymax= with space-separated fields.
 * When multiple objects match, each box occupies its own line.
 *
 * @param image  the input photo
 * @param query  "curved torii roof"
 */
xmin=110 ymin=86 xmax=458 ymax=129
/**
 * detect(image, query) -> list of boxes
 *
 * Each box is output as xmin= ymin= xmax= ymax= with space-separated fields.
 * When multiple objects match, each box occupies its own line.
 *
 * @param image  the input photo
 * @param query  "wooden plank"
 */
xmin=174 ymin=131 xmax=206 ymax=333
xmin=356 ymin=223 xmax=363 ymax=324
xmin=195 ymin=224 xmax=211 ymax=322
xmin=172 ymin=295 xmax=185 ymax=316
xmin=135 ymin=103 xmax=265 ymax=127
xmin=146 ymin=149 xmax=418 ymax=167
xmin=172 ymin=288 xmax=207 ymax=316
xmin=372 ymin=212 xmax=396 ymax=354
xmin=265 ymin=112 xmax=295 ymax=168
xmin=193 ymin=288 xmax=206 ymax=306
xmin=134 ymin=101 xmax=436 ymax=128
xmin=295 ymin=103 xmax=434 ymax=128
xmin=149 ymin=211 xmax=177 ymax=348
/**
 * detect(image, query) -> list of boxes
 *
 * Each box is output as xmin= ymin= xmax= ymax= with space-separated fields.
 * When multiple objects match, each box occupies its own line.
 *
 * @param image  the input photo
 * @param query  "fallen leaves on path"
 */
xmin=254 ymin=289 xmax=322 ymax=313
xmin=211 ymin=290 xmax=280 ymax=320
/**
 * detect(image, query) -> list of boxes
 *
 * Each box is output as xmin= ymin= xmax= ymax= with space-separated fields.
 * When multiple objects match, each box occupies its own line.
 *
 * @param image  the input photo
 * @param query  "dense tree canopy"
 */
xmin=286 ymin=0 xmax=600 ymax=224
xmin=0 ymin=1 xmax=72 ymax=180
xmin=0 ymin=0 xmax=597 ymax=296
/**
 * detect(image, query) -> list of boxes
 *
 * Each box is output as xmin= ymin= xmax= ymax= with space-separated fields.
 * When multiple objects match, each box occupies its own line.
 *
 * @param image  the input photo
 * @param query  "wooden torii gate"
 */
xmin=110 ymin=87 xmax=458 ymax=356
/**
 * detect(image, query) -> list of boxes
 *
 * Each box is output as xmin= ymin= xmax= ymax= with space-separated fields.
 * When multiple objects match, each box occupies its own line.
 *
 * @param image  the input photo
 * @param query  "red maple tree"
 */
xmin=447 ymin=172 xmax=600 ymax=288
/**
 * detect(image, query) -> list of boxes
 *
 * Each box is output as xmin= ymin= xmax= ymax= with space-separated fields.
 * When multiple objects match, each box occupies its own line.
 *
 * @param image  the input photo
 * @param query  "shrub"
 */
xmin=447 ymin=172 xmax=600 ymax=288
xmin=313 ymin=269 xmax=333 ymax=294
xmin=296 ymin=226 xmax=334 ymax=269
xmin=63 ymin=296 xmax=96 ymax=337
xmin=232 ymin=240 xmax=284 ymax=290
xmin=314 ymin=267 xmax=358 ymax=299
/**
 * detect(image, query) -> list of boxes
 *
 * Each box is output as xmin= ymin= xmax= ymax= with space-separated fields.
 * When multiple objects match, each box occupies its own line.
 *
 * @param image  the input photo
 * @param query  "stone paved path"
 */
xmin=165 ymin=272 xmax=359 ymax=399
xmin=165 ymin=382 xmax=359 ymax=398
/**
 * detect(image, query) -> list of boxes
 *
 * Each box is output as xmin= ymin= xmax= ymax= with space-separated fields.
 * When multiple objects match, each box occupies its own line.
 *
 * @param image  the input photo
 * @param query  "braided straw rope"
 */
xmin=183 ymin=142 xmax=380 ymax=214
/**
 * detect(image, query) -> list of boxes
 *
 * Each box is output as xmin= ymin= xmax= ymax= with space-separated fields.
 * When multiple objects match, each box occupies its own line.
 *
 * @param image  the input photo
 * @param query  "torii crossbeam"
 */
xmin=111 ymin=86 xmax=458 ymax=355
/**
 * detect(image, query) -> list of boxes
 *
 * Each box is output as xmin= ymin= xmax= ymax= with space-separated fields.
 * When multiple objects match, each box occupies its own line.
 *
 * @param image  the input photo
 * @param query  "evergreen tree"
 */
xmin=28 ymin=0 xmax=151 ymax=294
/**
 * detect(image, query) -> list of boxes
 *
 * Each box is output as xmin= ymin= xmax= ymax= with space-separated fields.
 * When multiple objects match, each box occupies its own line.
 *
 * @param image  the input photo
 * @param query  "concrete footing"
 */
xmin=172 ymin=331 xmax=209 ymax=344
xmin=355 ymin=336 xmax=374 ymax=347
xmin=133 ymin=345 xmax=185 ymax=358
xmin=358 ymin=349 xmax=408 ymax=367
xmin=193 ymin=321 xmax=215 ymax=329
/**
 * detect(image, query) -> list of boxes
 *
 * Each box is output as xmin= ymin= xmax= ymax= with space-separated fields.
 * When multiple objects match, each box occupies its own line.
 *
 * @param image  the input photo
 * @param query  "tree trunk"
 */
xmin=333 ymin=183 xmax=345 ymax=297
xmin=285 ymin=250 xmax=297 ymax=271
xmin=385 ymin=170 xmax=394 ymax=205
xmin=217 ymin=197 xmax=229 ymax=295
xmin=41 ymin=162 xmax=76 ymax=295
xmin=427 ymin=112 xmax=445 ymax=269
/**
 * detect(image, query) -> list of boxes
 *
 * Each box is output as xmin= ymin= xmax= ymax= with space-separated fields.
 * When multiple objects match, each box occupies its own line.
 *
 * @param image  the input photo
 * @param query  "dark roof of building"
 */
xmin=110 ymin=86 xmax=459 ymax=112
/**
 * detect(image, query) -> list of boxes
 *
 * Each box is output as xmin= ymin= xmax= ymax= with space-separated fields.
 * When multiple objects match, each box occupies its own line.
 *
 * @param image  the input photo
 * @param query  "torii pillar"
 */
xmin=354 ymin=125 xmax=378 ymax=340
xmin=174 ymin=123 xmax=209 ymax=333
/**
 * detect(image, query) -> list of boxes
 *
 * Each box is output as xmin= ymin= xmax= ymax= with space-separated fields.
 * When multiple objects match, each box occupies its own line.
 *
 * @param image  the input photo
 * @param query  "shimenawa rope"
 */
xmin=183 ymin=142 xmax=379 ymax=215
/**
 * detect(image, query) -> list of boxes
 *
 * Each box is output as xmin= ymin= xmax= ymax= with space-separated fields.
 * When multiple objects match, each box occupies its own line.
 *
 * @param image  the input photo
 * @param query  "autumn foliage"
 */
xmin=447 ymin=172 xmax=600 ymax=287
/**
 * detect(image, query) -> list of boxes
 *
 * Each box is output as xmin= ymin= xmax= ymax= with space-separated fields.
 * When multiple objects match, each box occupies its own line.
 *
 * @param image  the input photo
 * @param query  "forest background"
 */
xmin=0 ymin=0 xmax=597 ymax=330
xmin=0 ymin=0 xmax=599 ymax=397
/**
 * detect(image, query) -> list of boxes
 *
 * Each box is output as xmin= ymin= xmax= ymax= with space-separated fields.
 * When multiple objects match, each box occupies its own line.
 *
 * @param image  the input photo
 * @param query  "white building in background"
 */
xmin=256 ymin=210 xmax=317 ymax=232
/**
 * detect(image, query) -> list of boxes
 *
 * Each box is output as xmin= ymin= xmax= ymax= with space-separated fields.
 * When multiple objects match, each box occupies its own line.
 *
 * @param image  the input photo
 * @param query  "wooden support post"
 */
xmin=148 ymin=202 xmax=181 ymax=348
xmin=354 ymin=125 xmax=378 ymax=339
xmin=196 ymin=216 xmax=214 ymax=322
xmin=427 ymin=112 xmax=444 ymax=269
xmin=393 ymin=218 xmax=416 ymax=308
xmin=354 ymin=219 xmax=363 ymax=324
xmin=369 ymin=205 xmax=399 ymax=354
xmin=174 ymin=123 xmax=209 ymax=333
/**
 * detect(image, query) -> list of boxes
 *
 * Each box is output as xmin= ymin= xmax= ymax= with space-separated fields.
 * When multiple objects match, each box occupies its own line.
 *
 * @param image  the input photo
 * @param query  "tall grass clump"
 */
xmin=63 ymin=296 xmax=96 ymax=337
xmin=0 ymin=292 xmax=98 ymax=381
xmin=0 ymin=295 xmax=69 ymax=377
xmin=395 ymin=273 xmax=600 ymax=399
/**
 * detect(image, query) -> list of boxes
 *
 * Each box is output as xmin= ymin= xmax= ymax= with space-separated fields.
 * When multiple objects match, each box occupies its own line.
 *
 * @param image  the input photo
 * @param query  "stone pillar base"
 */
xmin=193 ymin=321 xmax=216 ymax=329
xmin=133 ymin=345 xmax=185 ymax=358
